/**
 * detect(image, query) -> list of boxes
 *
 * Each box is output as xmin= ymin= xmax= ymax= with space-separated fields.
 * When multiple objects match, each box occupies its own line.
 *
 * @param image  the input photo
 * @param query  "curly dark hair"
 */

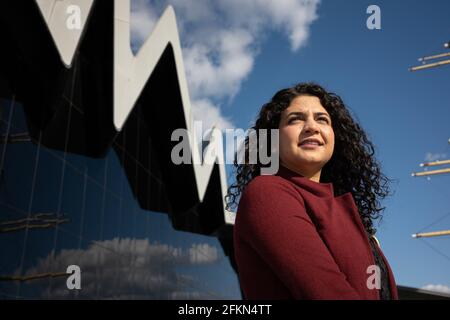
xmin=225 ymin=82 xmax=393 ymax=236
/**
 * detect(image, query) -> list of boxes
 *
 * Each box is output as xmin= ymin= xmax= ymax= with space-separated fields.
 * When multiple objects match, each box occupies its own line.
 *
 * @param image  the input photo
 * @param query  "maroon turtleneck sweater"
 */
xmin=233 ymin=165 xmax=399 ymax=300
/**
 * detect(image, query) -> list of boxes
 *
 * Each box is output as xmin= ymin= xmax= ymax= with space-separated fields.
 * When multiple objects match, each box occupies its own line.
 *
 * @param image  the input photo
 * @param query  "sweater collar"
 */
xmin=274 ymin=164 xmax=335 ymax=198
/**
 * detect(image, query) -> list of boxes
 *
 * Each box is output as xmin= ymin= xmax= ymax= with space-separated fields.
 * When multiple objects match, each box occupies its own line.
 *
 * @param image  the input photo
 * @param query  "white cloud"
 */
xmin=215 ymin=0 xmax=319 ymax=51
xmin=424 ymin=152 xmax=448 ymax=162
xmin=421 ymin=284 xmax=450 ymax=295
xmin=130 ymin=0 xmax=320 ymax=135
xmin=183 ymin=29 xmax=255 ymax=101
xmin=19 ymin=238 xmax=222 ymax=299
xmin=130 ymin=0 xmax=159 ymax=52
xmin=189 ymin=243 xmax=218 ymax=264
xmin=191 ymin=99 xmax=234 ymax=132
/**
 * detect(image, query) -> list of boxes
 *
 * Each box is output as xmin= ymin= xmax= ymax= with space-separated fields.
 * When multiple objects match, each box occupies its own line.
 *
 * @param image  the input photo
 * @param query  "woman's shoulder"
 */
xmin=235 ymin=174 xmax=307 ymax=231
xmin=240 ymin=174 xmax=303 ymax=204
xmin=244 ymin=174 xmax=292 ymax=191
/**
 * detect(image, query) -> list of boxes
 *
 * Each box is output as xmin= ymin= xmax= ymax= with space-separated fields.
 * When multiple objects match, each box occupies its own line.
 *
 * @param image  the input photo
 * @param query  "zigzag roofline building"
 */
xmin=0 ymin=0 xmax=239 ymax=299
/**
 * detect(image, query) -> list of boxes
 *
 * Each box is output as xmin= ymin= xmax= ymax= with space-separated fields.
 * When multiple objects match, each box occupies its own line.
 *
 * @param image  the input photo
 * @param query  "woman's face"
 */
xmin=278 ymin=95 xmax=335 ymax=181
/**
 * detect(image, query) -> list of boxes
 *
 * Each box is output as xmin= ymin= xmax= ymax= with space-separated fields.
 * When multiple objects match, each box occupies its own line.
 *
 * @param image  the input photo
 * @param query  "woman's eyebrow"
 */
xmin=287 ymin=111 xmax=331 ymax=118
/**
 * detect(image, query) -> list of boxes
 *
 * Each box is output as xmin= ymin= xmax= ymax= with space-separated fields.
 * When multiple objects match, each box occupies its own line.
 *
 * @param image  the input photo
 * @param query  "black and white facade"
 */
xmin=0 ymin=0 xmax=240 ymax=299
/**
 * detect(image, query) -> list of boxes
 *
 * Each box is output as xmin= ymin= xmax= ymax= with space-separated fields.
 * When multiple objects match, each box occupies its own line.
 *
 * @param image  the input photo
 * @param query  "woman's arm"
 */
xmin=235 ymin=176 xmax=362 ymax=299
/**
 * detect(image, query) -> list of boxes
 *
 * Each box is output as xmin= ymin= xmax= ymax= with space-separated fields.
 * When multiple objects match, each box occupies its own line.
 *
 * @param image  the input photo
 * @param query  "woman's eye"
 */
xmin=288 ymin=117 xmax=329 ymax=124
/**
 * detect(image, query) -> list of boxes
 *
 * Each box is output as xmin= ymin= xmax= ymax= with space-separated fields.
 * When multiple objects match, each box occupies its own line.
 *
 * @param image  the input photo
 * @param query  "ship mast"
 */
xmin=410 ymin=43 xmax=450 ymax=238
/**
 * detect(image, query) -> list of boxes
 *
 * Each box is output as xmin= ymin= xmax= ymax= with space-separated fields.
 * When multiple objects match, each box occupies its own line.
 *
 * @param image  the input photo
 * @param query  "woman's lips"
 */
xmin=299 ymin=142 xmax=322 ymax=149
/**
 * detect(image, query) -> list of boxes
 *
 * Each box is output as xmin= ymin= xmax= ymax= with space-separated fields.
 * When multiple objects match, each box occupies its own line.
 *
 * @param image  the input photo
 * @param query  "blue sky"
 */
xmin=132 ymin=0 xmax=450 ymax=293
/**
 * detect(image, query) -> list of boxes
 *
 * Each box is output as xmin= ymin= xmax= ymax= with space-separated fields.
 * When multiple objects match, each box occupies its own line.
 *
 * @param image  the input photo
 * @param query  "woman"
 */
xmin=226 ymin=82 xmax=398 ymax=300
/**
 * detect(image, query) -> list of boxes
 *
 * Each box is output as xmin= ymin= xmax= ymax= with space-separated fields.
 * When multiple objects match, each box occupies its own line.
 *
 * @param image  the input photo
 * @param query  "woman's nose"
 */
xmin=303 ymin=118 xmax=320 ymax=133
